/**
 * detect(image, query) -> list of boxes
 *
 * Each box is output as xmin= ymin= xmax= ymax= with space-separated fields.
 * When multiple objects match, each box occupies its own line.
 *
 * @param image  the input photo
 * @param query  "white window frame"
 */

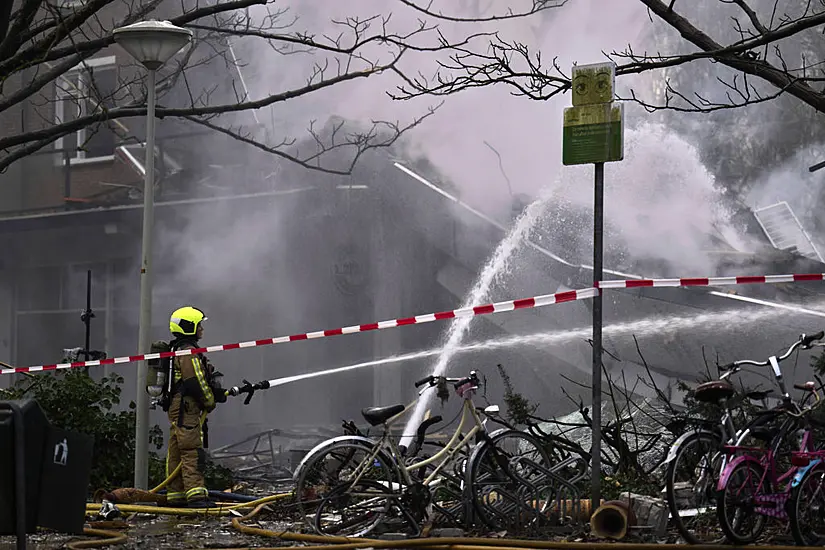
xmin=49 ymin=0 xmax=87 ymax=9
xmin=54 ymin=55 xmax=118 ymax=166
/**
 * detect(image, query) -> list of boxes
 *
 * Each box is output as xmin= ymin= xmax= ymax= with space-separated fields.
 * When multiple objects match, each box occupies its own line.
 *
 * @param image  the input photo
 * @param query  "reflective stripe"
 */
xmin=191 ymin=356 xmax=214 ymax=409
xmin=167 ymin=491 xmax=186 ymax=502
xmin=173 ymin=348 xmax=215 ymax=409
xmin=185 ymin=486 xmax=208 ymax=500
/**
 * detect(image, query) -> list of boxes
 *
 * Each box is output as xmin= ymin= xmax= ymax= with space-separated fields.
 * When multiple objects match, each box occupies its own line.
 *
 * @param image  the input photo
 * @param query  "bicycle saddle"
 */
xmin=361 ymin=404 xmax=405 ymax=426
xmin=694 ymin=380 xmax=735 ymax=403
xmin=746 ymin=389 xmax=774 ymax=401
xmin=750 ymin=425 xmax=780 ymax=442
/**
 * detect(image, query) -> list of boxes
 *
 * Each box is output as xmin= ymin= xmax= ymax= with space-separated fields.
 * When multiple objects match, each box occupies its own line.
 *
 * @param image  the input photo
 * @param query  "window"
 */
xmin=55 ymin=56 xmax=119 ymax=164
xmin=16 ymin=266 xmax=61 ymax=311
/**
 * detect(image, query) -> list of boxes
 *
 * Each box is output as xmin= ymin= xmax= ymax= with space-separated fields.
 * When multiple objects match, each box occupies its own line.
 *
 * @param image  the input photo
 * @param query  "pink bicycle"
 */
xmin=715 ymin=376 xmax=823 ymax=544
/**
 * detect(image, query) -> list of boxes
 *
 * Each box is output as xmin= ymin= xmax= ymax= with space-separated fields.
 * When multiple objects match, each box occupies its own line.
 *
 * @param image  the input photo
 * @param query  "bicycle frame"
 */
xmin=664 ymin=377 xmax=768 ymax=470
xmin=667 ymin=339 xmax=817 ymax=471
xmin=717 ymin=430 xmax=814 ymax=520
xmin=717 ymin=386 xmax=822 ymax=521
xmin=315 ymin=381 xmax=491 ymax=498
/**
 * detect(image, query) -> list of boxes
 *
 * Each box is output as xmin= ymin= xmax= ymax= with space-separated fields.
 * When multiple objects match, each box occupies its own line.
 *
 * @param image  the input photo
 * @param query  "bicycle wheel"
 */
xmin=716 ymin=460 xmax=770 ymax=544
xmin=466 ymin=429 xmax=554 ymax=533
xmin=294 ymin=439 xmax=398 ymax=537
xmin=789 ymin=461 xmax=825 ymax=546
xmin=664 ymin=430 xmax=725 ymax=544
xmin=666 ymin=411 xmax=796 ymax=544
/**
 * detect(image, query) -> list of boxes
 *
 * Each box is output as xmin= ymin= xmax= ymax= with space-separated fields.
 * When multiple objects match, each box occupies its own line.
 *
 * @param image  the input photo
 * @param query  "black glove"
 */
xmin=213 ymin=388 xmax=227 ymax=403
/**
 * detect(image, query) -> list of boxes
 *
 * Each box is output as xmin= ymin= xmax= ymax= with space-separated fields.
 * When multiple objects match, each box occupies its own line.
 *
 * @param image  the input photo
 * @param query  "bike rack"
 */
xmin=540 ymin=455 xmax=589 ymax=530
xmin=466 ymin=448 xmax=588 ymax=535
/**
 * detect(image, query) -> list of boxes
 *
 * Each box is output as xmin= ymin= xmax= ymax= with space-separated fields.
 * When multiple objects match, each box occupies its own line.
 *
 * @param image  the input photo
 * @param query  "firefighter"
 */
xmin=165 ymin=306 xmax=226 ymax=507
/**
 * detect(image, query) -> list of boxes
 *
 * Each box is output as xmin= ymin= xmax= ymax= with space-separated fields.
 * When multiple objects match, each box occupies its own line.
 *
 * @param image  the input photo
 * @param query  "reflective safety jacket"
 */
xmin=172 ymin=343 xmax=215 ymax=412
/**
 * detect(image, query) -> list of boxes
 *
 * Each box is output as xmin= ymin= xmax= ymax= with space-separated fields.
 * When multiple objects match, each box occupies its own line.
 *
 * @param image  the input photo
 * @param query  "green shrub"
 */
xmin=0 ymin=369 xmax=165 ymax=492
xmin=1 ymin=369 xmax=235 ymax=493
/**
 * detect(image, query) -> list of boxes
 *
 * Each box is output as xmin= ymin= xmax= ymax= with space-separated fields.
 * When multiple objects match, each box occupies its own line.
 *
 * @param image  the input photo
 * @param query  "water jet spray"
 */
xmin=227 ymin=302 xmax=815 ymax=404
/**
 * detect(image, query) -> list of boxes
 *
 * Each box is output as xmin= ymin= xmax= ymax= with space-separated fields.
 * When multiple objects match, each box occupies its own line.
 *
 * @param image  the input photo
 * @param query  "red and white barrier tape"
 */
xmin=596 ymin=273 xmax=825 ymax=289
xmin=0 ymin=287 xmax=599 ymax=375
xmin=5 ymin=271 xmax=825 ymax=376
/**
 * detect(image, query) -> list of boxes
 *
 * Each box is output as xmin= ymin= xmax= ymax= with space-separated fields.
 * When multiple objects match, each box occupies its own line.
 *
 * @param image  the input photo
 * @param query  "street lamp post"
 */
xmin=113 ymin=20 xmax=192 ymax=490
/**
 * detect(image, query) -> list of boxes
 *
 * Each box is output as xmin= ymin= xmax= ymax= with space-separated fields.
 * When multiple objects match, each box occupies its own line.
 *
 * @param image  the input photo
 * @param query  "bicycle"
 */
xmin=715 ymin=333 xmax=825 ymax=544
xmin=664 ymin=330 xmax=824 ymax=544
xmin=292 ymin=370 xmax=556 ymax=537
xmin=782 ymin=380 xmax=825 ymax=546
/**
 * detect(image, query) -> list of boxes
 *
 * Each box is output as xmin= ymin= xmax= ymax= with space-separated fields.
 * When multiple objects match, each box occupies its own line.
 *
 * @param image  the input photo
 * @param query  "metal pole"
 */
xmin=63 ymin=150 xmax=71 ymax=200
xmin=80 ymin=269 xmax=93 ymax=376
xmin=83 ymin=269 xmax=92 ymax=362
xmin=134 ymin=67 xmax=157 ymax=490
xmin=104 ymin=261 xmax=113 ymax=379
xmin=591 ymin=161 xmax=604 ymax=510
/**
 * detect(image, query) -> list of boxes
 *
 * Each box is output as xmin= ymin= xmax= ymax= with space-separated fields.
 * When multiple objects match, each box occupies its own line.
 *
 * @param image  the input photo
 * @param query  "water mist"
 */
xmin=400 ymin=192 xmax=551 ymax=448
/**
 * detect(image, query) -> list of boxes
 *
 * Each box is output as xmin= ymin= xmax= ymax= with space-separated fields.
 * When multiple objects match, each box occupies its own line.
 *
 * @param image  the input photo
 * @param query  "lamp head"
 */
xmin=113 ymin=20 xmax=193 ymax=70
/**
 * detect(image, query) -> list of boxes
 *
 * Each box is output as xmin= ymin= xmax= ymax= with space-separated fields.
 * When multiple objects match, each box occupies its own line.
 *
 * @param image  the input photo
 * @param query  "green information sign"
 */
xmin=562 ymin=102 xmax=624 ymax=166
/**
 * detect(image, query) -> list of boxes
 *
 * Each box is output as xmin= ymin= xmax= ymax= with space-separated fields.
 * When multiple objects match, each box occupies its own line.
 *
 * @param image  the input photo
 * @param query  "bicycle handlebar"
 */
xmin=794 ymin=382 xmax=817 ymax=392
xmin=805 ymin=331 xmax=825 ymax=346
xmin=719 ymin=331 xmax=825 ymax=375
xmin=415 ymin=371 xmax=479 ymax=388
xmin=415 ymin=375 xmax=434 ymax=388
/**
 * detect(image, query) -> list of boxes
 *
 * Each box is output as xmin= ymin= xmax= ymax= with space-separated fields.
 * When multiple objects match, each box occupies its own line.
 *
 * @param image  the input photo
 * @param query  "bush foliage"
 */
xmin=0 ymin=369 xmax=233 ymax=492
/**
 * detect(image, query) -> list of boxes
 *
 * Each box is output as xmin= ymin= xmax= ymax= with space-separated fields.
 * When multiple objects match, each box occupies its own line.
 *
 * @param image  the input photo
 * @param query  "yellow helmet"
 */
xmin=170 ymin=306 xmax=207 ymax=336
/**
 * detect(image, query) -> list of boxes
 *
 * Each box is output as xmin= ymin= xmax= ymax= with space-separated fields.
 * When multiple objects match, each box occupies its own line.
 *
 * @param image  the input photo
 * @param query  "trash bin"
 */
xmin=0 ymin=398 xmax=95 ymax=540
xmin=37 ymin=426 xmax=94 ymax=534
xmin=0 ymin=398 xmax=49 ymax=536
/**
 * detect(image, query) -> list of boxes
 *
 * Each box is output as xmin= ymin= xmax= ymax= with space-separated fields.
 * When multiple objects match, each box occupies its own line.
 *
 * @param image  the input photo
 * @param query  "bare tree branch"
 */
xmin=0 ymin=0 xmax=263 ymax=78
xmin=0 ymin=0 xmax=42 ymax=60
xmin=393 ymin=0 xmax=825 ymax=119
xmin=618 ymin=0 xmax=825 ymax=113
xmin=397 ymin=0 xmax=567 ymax=22
xmin=390 ymin=35 xmax=570 ymax=101
xmin=1 ymin=0 xmax=492 ymax=178
xmin=183 ymin=101 xmax=441 ymax=176
xmin=0 ymin=0 xmax=14 ymax=48
xmin=1 ymin=58 xmax=403 ymax=169
xmin=726 ymin=0 xmax=768 ymax=35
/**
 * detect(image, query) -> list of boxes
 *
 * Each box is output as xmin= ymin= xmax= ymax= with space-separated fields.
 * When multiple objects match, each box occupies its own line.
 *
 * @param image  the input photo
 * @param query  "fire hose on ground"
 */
xmin=225 ymin=500 xmax=825 ymax=550
xmin=85 ymin=493 xmax=293 ymax=517
xmin=209 ymin=545 xmax=825 ymax=550
xmin=66 ymin=525 xmax=129 ymax=550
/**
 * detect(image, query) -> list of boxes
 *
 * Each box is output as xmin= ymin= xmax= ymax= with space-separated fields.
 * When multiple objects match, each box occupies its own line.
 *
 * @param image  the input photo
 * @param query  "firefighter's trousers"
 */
xmin=166 ymin=394 xmax=208 ymax=505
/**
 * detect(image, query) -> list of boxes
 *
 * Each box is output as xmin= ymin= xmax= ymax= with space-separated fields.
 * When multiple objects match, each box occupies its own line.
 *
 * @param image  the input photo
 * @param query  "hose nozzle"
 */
xmin=228 ymin=379 xmax=271 ymax=404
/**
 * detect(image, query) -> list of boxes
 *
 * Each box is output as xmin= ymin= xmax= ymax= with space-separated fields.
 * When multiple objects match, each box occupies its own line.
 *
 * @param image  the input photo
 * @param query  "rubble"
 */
xmin=538 ymin=397 xmax=677 ymax=477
